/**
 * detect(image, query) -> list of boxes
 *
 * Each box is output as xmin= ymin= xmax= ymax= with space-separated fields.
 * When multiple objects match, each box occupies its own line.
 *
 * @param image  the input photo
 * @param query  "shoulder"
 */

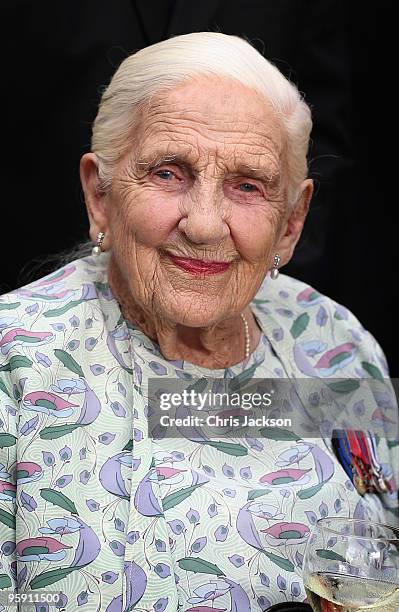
xmin=0 ymin=253 xmax=118 ymax=384
xmin=0 ymin=254 xmax=108 ymax=311
xmin=0 ymin=252 xmax=129 ymax=445
xmin=254 ymin=271 xmax=359 ymax=321
xmin=252 ymin=272 xmax=389 ymax=377
xmin=0 ymin=254 xmax=113 ymax=328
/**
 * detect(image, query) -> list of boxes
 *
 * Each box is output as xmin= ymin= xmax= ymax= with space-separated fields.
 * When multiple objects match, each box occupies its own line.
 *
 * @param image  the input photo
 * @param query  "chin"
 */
xmin=160 ymin=297 xmax=227 ymax=328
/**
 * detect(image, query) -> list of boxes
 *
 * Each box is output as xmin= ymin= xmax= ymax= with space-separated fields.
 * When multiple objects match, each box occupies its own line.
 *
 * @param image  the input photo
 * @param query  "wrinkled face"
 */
xmin=105 ymin=75 xmax=291 ymax=326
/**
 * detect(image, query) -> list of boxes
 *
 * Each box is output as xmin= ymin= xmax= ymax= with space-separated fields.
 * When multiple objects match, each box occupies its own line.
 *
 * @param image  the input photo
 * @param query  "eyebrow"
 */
xmin=135 ymin=151 xmax=279 ymax=184
xmin=136 ymin=153 xmax=183 ymax=171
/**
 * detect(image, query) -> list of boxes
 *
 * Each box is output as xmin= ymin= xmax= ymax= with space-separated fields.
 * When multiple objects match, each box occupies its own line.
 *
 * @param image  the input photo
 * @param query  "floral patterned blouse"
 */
xmin=0 ymin=254 xmax=397 ymax=612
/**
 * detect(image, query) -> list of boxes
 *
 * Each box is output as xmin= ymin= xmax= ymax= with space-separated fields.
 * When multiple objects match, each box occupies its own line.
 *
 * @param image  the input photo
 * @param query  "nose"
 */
xmin=178 ymin=182 xmax=230 ymax=246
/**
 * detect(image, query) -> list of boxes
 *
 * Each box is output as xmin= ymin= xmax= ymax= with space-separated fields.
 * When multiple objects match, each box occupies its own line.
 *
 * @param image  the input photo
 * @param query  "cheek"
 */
xmin=230 ymin=206 xmax=281 ymax=261
xmin=110 ymin=191 xmax=181 ymax=248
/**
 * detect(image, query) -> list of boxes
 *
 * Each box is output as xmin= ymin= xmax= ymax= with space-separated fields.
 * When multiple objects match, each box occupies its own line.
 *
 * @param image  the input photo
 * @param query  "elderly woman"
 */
xmin=0 ymin=33 xmax=397 ymax=612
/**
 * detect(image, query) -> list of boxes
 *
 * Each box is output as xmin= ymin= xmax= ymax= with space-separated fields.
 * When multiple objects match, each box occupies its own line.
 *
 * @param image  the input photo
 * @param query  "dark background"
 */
xmin=4 ymin=1 xmax=396 ymax=372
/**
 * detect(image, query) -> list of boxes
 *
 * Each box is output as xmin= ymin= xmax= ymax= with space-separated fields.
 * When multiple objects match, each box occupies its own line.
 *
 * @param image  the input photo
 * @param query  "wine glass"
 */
xmin=302 ymin=517 xmax=399 ymax=611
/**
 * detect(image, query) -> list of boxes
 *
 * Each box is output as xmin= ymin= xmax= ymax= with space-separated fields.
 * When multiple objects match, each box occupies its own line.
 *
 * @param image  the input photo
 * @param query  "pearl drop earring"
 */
xmin=92 ymin=232 xmax=105 ymax=257
xmin=270 ymin=253 xmax=280 ymax=280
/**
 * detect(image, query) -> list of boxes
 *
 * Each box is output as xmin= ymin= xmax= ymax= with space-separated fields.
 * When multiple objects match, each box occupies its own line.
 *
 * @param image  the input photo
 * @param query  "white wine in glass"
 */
xmin=303 ymin=518 xmax=399 ymax=612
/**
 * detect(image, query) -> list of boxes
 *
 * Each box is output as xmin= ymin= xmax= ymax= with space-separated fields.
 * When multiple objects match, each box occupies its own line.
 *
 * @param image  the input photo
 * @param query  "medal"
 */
xmin=361 ymin=430 xmax=394 ymax=494
xmin=332 ymin=429 xmax=392 ymax=495
xmin=332 ymin=430 xmax=366 ymax=494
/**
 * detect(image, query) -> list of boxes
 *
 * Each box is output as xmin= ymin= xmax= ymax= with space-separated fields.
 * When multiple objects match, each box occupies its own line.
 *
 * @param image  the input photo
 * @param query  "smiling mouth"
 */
xmin=167 ymin=254 xmax=231 ymax=275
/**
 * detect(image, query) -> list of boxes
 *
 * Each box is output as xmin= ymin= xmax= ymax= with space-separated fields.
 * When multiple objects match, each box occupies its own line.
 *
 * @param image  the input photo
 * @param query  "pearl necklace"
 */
xmin=240 ymin=312 xmax=250 ymax=359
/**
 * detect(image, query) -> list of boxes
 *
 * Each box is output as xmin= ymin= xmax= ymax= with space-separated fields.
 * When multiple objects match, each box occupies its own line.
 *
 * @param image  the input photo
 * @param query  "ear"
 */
xmin=275 ymin=178 xmax=314 ymax=265
xmin=80 ymin=153 xmax=110 ymax=247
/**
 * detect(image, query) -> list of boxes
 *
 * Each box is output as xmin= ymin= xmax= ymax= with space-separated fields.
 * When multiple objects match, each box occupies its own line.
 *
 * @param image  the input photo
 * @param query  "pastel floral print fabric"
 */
xmin=0 ymin=255 xmax=397 ymax=611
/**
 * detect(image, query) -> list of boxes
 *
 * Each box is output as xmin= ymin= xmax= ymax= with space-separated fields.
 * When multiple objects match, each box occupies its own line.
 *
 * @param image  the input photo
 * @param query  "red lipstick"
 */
xmin=168 ymin=255 xmax=231 ymax=275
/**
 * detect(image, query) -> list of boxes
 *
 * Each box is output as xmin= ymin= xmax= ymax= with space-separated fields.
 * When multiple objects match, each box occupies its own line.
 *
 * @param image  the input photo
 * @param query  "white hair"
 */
xmin=91 ymin=31 xmax=312 ymax=207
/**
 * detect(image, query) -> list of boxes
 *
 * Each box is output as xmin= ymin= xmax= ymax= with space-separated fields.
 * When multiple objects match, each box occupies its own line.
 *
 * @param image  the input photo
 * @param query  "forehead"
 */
xmin=134 ymin=75 xmax=285 ymax=167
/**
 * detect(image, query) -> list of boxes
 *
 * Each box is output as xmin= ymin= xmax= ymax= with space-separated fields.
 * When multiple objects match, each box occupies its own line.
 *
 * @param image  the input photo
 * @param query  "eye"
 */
xmin=239 ymin=182 xmax=259 ymax=193
xmin=154 ymin=169 xmax=176 ymax=180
